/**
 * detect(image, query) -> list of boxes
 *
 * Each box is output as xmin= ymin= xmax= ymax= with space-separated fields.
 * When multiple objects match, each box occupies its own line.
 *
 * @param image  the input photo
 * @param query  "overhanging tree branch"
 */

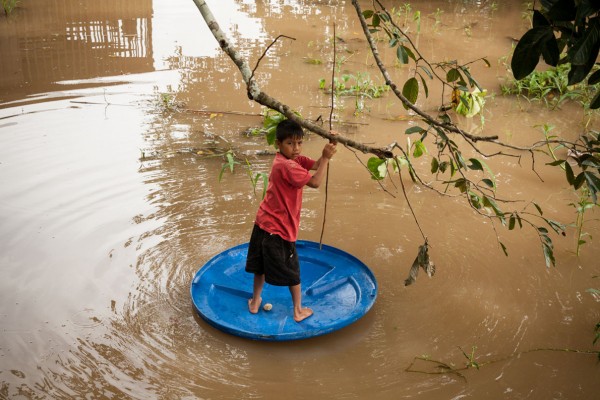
xmin=350 ymin=0 xmax=499 ymax=145
xmin=191 ymin=0 xmax=393 ymax=159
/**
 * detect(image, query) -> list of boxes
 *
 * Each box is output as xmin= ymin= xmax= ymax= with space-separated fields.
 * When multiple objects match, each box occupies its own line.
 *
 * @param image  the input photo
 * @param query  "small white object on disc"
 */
xmin=263 ymin=303 xmax=273 ymax=311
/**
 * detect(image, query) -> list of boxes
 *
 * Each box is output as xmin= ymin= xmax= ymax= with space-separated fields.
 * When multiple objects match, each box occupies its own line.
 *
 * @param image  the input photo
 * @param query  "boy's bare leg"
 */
xmin=289 ymin=284 xmax=313 ymax=322
xmin=248 ymin=274 xmax=264 ymax=314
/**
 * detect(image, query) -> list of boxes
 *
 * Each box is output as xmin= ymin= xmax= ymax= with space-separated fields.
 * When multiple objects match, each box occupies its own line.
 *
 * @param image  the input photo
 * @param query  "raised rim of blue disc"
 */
xmin=190 ymin=240 xmax=377 ymax=341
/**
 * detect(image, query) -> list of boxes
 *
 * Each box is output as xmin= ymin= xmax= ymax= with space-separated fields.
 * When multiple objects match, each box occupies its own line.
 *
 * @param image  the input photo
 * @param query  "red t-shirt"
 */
xmin=255 ymin=153 xmax=315 ymax=242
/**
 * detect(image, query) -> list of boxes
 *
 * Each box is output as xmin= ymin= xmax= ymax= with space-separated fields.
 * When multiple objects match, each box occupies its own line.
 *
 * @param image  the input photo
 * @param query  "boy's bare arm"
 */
xmin=307 ymin=142 xmax=337 ymax=188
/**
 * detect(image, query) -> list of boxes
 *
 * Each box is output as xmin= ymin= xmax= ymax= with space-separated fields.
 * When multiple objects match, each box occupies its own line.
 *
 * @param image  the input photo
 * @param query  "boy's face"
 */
xmin=276 ymin=136 xmax=303 ymax=160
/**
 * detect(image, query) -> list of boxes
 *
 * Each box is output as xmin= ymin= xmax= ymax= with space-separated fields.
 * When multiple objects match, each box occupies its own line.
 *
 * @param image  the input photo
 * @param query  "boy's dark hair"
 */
xmin=276 ymin=119 xmax=304 ymax=142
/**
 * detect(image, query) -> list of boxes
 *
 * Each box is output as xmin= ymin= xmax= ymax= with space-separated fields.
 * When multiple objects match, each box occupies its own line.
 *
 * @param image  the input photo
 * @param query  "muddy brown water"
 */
xmin=1 ymin=0 xmax=599 ymax=399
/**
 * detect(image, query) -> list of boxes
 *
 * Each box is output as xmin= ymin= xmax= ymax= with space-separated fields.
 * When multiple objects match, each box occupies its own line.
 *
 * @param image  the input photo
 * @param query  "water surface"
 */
xmin=1 ymin=0 xmax=599 ymax=399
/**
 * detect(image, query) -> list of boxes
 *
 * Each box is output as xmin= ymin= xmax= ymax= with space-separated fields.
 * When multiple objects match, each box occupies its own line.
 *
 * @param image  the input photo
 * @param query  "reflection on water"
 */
xmin=65 ymin=15 xmax=149 ymax=58
xmin=0 ymin=0 xmax=153 ymax=106
xmin=0 ymin=0 xmax=599 ymax=399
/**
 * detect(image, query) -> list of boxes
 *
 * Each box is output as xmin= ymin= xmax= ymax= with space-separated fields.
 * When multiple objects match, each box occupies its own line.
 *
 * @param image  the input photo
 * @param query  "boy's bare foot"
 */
xmin=294 ymin=307 xmax=313 ymax=322
xmin=248 ymin=297 xmax=261 ymax=314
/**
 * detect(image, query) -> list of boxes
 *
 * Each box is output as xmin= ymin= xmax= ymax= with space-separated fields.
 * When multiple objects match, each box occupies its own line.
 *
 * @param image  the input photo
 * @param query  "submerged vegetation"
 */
xmin=152 ymin=85 xmax=185 ymax=113
xmin=318 ymin=72 xmax=390 ymax=115
xmin=1 ymin=0 xmax=19 ymax=16
xmin=501 ymin=62 xmax=600 ymax=113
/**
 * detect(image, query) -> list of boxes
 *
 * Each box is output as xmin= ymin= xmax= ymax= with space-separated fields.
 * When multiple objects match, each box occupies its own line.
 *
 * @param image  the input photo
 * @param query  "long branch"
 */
xmin=192 ymin=0 xmax=393 ymax=159
xmin=350 ymin=0 xmax=500 ymax=145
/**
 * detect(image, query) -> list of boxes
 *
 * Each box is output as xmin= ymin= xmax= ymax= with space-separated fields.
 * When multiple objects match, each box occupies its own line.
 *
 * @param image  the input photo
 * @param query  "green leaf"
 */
xmin=483 ymin=196 xmax=505 ymax=221
xmin=568 ymin=61 xmax=597 ymax=86
xmin=565 ymin=162 xmax=575 ymax=185
xmin=574 ymin=172 xmax=586 ymax=190
xmin=450 ymin=160 xmax=457 ymax=177
xmin=533 ymin=202 xmax=544 ymax=216
xmin=367 ymin=157 xmax=387 ymax=180
xmin=500 ymin=241 xmax=508 ymax=256
xmin=402 ymin=77 xmax=419 ymax=108
xmin=405 ymin=126 xmax=425 ymax=135
xmin=455 ymin=152 xmax=467 ymax=169
xmin=362 ymin=10 xmax=374 ymax=19
xmin=569 ymin=18 xmax=600 ymax=66
xmin=461 ymin=66 xmax=482 ymax=91
xmin=226 ymin=153 xmax=235 ymax=172
xmin=482 ymin=178 xmax=495 ymax=188
xmin=394 ymin=156 xmax=409 ymax=172
xmin=511 ymin=26 xmax=555 ymax=80
xmin=419 ymin=65 xmax=433 ymax=79
xmin=419 ymin=75 xmax=429 ymax=98
xmin=479 ymin=159 xmax=496 ymax=189
xmin=266 ymin=130 xmax=277 ymax=146
xmin=467 ymin=158 xmax=483 ymax=171
xmin=397 ymin=45 xmax=409 ymax=64
xmin=431 ymin=157 xmax=439 ymax=173
xmin=378 ymin=12 xmax=390 ymax=23
xmin=439 ymin=161 xmax=449 ymax=173
xmin=588 ymin=69 xmax=600 ymax=85
xmin=584 ymin=171 xmax=600 ymax=203
xmin=446 ymin=68 xmax=462 ymax=83
xmin=509 ymin=214 xmax=516 ymax=230
xmin=413 ymin=140 xmax=426 ymax=158
xmin=547 ymin=219 xmax=566 ymax=235
xmin=590 ymin=89 xmax=600 ymax=109
xmin=372 ymin=13 xmax=381 ymax=27
xmin=542 ymin=242 xmax=556 ymax=268
xmin=403 ymin=45 xmax=416 ymax=62
xmin=469 ymin=191 xmax=482 ymax=209
xmin=541 ymin=35 xmax=560 ymax=66
xmin=581 ymin=156 xmax=600 ymax=169
xmin=454 ymin=178 xmax=468 ymax=193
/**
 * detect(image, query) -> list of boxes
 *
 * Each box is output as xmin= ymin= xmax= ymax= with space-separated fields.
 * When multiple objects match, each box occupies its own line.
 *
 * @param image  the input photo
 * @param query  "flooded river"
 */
xmin=1 ymin=0 xmax=599 ymax=398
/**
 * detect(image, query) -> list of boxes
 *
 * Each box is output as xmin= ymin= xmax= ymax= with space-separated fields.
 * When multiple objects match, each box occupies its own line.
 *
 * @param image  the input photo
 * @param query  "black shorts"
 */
xmin=245 ymin=224 xmax=300 ymax=286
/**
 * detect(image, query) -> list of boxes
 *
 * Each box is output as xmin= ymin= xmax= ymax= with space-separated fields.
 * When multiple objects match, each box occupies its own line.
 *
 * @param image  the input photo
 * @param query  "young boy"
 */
xmin=245 ymin=119 xmax=337 ymax=322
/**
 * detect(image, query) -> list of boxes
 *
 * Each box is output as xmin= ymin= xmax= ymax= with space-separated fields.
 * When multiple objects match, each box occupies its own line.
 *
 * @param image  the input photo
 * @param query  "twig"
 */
xmin=406 ymin=347 xmax=600 ymax=380
xmin=346 ymin=145 xmax=397 ymax=198
xmin=250 ymin=35 xmax=296 ymax=83
xmin=394 ymin=159 xmax=427 ymax=241
xmin=319 ymin=23 xmax=336 ymax=249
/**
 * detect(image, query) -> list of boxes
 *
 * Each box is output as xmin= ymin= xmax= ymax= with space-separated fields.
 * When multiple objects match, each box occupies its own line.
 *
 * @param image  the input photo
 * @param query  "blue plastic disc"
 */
xmin=190 ymin=240 xmax=378 ymax=341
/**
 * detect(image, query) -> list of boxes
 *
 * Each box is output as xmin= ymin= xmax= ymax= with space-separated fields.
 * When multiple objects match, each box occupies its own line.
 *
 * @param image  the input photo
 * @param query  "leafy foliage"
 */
xmin=511 ymin=1 xmax=600 ymax=108
xmin=546 ymin=130 xmax=600 ymax=203
xmin=363 ymin=7 xmax=489 ymax=111
xmin=358 ymin=3 xmax=585 ymax=268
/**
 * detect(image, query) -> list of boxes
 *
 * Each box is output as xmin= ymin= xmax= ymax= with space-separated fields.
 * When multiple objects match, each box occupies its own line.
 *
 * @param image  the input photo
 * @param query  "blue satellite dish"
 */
xmin=190 ymin=240 xmax=377 ymax=341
